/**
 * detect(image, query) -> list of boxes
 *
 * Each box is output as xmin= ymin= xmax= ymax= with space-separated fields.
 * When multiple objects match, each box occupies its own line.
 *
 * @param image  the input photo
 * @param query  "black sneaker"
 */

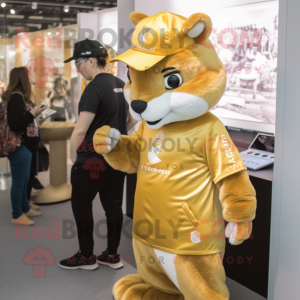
xmin=59 ymin=251 xmax=99 ymax=270
xmin=32 ymin=177 xmax=44 ymax=190
xmin=97 ymin=250 xmax=124 ymax=269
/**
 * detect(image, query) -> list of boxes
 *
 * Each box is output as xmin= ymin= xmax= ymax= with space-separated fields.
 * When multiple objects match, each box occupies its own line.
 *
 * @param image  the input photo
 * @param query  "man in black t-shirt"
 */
xmin=59 ymin=39 xmax=137 ymax=271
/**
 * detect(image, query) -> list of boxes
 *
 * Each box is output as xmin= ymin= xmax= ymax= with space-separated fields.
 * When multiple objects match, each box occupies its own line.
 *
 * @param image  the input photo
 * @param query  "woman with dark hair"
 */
xmin=48 ymin=77 xmax=69 ymax=121
xmin=2 ymin=67 xmax=47 ymax=225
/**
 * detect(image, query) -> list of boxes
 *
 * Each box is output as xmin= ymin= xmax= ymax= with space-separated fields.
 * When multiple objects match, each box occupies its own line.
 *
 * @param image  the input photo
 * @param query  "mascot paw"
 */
xmin=93 ymin=126 xmax=120 ymax=154
xmin=225 ymin=221 xmax=252 ymax=245
xmin=113 ymin=274 xmax=183 ymax=300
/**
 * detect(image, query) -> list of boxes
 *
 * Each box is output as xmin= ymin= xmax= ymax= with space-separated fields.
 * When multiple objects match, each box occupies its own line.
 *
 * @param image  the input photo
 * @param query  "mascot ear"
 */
xmin=129 ymin=12 xmax=149 ymax=26
xmin=182 ymin=13 xmax=213 ymax=41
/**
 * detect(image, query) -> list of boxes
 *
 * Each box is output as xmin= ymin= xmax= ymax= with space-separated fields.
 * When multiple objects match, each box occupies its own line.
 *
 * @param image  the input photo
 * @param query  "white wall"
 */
xmin=78 ymin=13 xmax=98 ymax=40
xmin=77 ymin=13 xmax=99 ymax=111
xmin=117 ymin=0 xmax=135 ymax=82
xmin=96 ymin=8 xmax=118 ymax=51
xmin=135 ymin=0 xmax=277 ymax=17
xmin=268 ymin=0 xmax=300 ymax=299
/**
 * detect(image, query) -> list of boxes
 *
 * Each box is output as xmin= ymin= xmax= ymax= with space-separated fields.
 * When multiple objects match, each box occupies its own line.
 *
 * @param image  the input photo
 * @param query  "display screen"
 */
xmin=209 ymin=1 xmax=279 ymax=133
xmin=250 ymin=134 xmax=275 ymax=153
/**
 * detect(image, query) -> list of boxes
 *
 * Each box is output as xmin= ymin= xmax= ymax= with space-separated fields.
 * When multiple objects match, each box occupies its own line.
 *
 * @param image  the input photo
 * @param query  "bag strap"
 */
xmin=11 ymin=91 xmax=25 ymax=99
xmin=10 ymin=91 xmax=30 ymax=109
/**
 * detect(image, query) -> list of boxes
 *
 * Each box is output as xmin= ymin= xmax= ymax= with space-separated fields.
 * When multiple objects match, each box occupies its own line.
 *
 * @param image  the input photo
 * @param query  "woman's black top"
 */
xmin=7 ymin=93 xmax=40 ymax=152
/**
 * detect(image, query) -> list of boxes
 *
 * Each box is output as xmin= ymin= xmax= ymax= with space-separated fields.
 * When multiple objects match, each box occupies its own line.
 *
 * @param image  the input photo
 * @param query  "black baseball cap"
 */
xmin=64 ymin=39 xmax=107 ymax=63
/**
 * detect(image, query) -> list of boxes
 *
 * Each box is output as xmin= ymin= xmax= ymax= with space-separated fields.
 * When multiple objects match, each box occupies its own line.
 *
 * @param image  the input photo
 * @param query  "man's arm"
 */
xmin=127 ymin=109 xmax=138 ymax=132
xmin=70 ymin=111 xmax=95 ymax=163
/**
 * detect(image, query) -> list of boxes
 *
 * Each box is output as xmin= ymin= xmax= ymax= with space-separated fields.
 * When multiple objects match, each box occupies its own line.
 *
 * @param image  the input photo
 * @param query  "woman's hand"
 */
xmin=37 ymin=115 xmax=46 ymax=125
xmin=31 ymin=104 xmax=47 ymax=116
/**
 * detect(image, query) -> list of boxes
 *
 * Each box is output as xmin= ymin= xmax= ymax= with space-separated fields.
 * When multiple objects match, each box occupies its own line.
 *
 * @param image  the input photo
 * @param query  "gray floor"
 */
xmin=0 ymin=160 xmax=266 ymax=300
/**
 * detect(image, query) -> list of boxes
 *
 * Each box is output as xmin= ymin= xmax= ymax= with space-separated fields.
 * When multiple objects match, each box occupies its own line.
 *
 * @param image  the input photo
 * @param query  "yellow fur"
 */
xmin=130 ymin=12 xmax=149 ymax=26
xmin=113 ymin=238 xmax=229 ymax=300
xmin=218 ymin=170 xmax=257 ymax=222
xmin=182 ymin=13 xmax=213 ymax=41
xmin=125 ymin=40 xmax=226 ymax=110
xmin=93 ymin=126 xmax=142 ymax=173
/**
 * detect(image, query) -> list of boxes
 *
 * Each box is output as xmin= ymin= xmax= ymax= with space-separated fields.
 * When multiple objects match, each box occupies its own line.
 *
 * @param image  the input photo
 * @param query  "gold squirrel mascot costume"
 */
xmin=93 ymin=12 xmax=257 ymax=300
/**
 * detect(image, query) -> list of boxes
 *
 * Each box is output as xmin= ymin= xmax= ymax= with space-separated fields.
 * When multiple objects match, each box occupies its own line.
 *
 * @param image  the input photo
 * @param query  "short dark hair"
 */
xmin=89 ymin=55 xmax=108 ymax=68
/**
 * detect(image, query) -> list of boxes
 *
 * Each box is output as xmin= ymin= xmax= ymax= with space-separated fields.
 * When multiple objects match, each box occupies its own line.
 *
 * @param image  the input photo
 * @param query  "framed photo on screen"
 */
xmin=208 ymin=1 xmax=279 ymax=133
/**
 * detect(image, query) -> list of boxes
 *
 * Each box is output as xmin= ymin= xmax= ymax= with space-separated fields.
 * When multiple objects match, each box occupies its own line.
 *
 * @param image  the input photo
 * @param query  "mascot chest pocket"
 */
xmin=140 ymin=128 xmax=205 ymax=170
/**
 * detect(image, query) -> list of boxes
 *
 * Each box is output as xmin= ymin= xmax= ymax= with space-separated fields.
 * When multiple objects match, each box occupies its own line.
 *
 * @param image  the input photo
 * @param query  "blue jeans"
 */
xmin=8 ymin=145 xmax=32 ymax=219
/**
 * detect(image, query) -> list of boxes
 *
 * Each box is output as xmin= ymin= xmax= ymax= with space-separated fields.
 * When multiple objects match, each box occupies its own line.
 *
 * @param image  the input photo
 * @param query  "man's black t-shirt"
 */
xmin=76 ymin=73 xmax=128 ymax=165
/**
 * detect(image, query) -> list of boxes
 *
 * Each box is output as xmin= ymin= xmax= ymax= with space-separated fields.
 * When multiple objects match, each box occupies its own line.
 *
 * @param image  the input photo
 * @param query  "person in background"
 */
xmin=59 ymin=39 xmax=137 ymax=270
xmin=48 ymin=77 xmax=69 ymax=121
xmin=2 ymin=67 xmax=47 ymax=225
xmin=246 ymin=43 xmax=265 ymax=99
xmin=27 ymin=71 xmax=45 ymax=192
xmin=64 ymin=79 xmax=75 ymax=122
xmin=64 ymin=79 xmax=71 ymax=98
xmin=0 ymin=81 xmax=6 ymax=100
xmin=32 ymin=172 xmax=44 ymax=190
xmin=24 ymin=68 xmax=45 ymax=197
xmin=70 ymin=77 xmax=80 ymax=122
xmin=218 ymin=32 xmax=234 ymax=90
xmin=28 ymin=129 xmax=46 ymax=197
xmin=269 ymin=51 xmax=278 ymax=88
xmin=246 ymin=43 xmax=266 ymax=69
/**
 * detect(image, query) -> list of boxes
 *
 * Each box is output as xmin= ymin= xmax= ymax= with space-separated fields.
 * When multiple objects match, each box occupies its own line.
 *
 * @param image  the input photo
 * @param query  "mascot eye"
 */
xmin=164 ymin=72 xmax=183 ymax=90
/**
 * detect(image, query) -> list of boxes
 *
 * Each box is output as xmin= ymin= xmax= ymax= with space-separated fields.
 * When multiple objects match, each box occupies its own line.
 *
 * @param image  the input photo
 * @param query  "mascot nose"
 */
xmin=131 ymin=100 xmax=147 ymax=114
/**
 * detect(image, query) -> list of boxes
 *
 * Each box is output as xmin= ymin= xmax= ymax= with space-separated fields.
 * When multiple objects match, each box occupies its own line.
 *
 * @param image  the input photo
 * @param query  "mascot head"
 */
xmin=111 ymin=12 xmax=226 ymax=129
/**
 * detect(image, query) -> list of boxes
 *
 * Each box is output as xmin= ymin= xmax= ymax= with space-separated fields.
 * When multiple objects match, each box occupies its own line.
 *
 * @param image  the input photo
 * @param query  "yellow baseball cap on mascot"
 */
xmin=110 ymin=12 xmax=203 ymax=71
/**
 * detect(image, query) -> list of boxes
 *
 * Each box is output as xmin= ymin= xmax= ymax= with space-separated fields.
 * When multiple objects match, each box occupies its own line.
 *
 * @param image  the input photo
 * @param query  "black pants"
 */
xmin=27 ymin=150 xmax=38 ymax=201
xmin=71 ymin=161 xmax=125 ymax=257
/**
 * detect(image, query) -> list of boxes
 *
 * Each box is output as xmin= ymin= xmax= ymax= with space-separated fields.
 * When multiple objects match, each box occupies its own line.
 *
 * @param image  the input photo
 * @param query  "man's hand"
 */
xmin=93 ymin=126 xmax=120 ymax=154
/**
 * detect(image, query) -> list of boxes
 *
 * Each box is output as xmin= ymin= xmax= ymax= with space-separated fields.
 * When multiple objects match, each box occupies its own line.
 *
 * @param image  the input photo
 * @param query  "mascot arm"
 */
xmin=217 ymin=170 xmax=257 ymax=246
xmin=93 ymin=124 xmax=144 ymax=174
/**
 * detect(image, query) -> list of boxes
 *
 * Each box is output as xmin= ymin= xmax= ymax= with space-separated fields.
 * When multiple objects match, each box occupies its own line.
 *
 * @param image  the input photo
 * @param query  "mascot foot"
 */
xmin=113 ymin=274 xmax=183 ymax=300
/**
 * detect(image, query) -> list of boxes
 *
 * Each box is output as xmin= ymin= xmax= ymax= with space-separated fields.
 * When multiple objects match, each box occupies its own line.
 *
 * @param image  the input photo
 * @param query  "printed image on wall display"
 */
xmin=209 ymin=1 xmax=278 ymax=126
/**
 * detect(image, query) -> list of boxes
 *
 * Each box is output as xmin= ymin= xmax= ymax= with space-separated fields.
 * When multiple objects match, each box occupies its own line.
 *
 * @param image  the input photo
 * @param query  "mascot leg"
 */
xmin=113 ymin=237 xmax=183 ymax=300
xmin=174 ymin=251 xmax=229 ymax=300
xmin=113 ymin=238 xmax=228 ymax=300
